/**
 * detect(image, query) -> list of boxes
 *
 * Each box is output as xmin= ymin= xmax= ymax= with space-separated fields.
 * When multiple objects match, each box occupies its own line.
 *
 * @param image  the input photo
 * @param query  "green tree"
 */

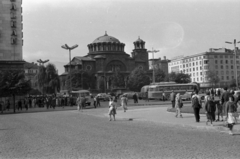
xmin=175 ymin=72 xmax=191 ymax=83
xmin=127 ymin=67 xmax=150 ymax=92
xmin=36 ymin=65 xmax=47 ymax=94
xmin=45 ymin=63 xmax=60 ymax=94
xmin=168 ymin=72 xmax=177 ymax=82
xmin=206 ymin=70 xmax=220 ymax=87
xmin=111 ymin=69 xmax=125 ymax=88
xmin=36 ymin=63 xmax=60 ymax=95
xmin=155 ymin=68 xmax=166 ymax=82
xmin=0 ymin=70 xmax=31 ymax=113
xmin=69 ymin=70 xmax=95 ymax=90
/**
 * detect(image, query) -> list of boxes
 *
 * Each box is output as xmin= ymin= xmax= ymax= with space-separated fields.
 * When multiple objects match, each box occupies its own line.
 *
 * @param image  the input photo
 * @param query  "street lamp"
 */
xmin=147 ymin=48 xmax=159 ymax=84
xmin=61 ymin=44 xmax=78 ymax=93
xmin=37 ymin=59 xmax=49 ymax=66
xmin=225 ymin=39 xmax=240 ymax=88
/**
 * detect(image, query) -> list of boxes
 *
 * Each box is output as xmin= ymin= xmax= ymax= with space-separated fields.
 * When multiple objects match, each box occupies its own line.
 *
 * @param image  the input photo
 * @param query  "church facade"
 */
xmin=59 ymin=32 xmax=150 ymax=91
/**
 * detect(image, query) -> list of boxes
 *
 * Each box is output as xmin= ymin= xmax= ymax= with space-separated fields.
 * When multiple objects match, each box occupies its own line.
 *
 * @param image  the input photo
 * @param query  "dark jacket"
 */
xmin=226 ymin=101 xmax=237 ymax=113
xmin=221 ymin=91 xmax=230 ymax=103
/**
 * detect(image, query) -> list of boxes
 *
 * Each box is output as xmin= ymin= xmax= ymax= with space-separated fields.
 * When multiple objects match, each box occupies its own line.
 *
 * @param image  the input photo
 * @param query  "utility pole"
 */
xmin=148 ymin=48 xmax=159 ymax=84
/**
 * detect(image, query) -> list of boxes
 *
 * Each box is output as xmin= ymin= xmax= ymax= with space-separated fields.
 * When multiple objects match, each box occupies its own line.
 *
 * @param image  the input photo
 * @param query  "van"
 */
xmin=71 ymin=90 xmax=91 ymax=106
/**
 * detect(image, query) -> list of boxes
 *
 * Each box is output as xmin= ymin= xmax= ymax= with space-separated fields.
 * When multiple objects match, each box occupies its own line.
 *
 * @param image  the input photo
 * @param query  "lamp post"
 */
xmin=61 ymin=44 xmax=78 ymax=94
xmin=225 ymin=39 xmax=240 ymax=89
xmin=37 ymin=59 xmax=49 ymax=66
xmin=147 ymin=48 xmax=159 ymax=84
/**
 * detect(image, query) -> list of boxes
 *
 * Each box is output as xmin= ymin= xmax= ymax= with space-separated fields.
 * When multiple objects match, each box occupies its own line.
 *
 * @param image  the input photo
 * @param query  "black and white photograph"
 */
xmin=0 ymin=0 xmax=240 ymax=158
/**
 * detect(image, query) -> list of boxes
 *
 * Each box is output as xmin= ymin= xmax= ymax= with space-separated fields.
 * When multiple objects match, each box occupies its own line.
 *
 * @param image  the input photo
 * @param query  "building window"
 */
xmin=204 ymin=60 xmax=208 ymax=64
xmin=214 ymin=55 xmax=217 ymax=58
xmin=232 ymin=76 xmax=234 ymax=79
xmin=226 ymin=71 xmax=229 ymax=75
xmin=231 ymin=71 xmax=234 ymax=75
xmin=231 ymin=65 xmax=234 ymax=69
xmin=231 ymin=60 xmax=233 ymax=64
xmin=227 ymin=76 xmax=229 ymax=80
xmin=196 ymin=72 xmax=198 ymax=76
xmin=220 ymin=60 xmax=223 ymax=64
xmin=200 ymin=66 xmax=202 ymax=70
xmin=201 ymin=77 xmax=202 ymax=81
xmin=220 ymin=55 xmax=223 ymax=58
xmin=215 ymin=60 xmax=218 ymax=64
xmin=230 ymin=55 xmax=233 ymax=58
xmin=200 ymin=72 xmax=202 ymax=75
xmin=222 ymin=76 xmax=224 ymax=80
xmin=226 ymin=65 xmax=229 ymax=69
xmin=193 ymin=73 xmax=195 ymax=76
xmin=196 ymin=67 xmax=198 ymax=71
xmin=221 ymin=65 xmax=223 ymax=69
xmin=193 ymin=62 xmax=195 ymax=66
xmin=189 ymin=63 xmax=191 ymax=67
xmin=237 ymin=61 xmax=240 ymax=64
xmin=226 ymin=60 xmax=228 ymax=64
xmin=215 ymin=65 xmax=218 ymax=69
xmin=225 ymin=55 xmax=228 ymax=58
xmin=189 ymin=68 xmax=191 ymax=72
xmin=237 ymin=56 xmax=239 ymax=59
xmin=193 ymin=68 xmax=195 ymax=71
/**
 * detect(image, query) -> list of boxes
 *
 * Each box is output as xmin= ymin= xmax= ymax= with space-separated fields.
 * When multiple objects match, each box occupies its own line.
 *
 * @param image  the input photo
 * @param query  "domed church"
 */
xmin=59 ymin=32 xmax=150 ymax=91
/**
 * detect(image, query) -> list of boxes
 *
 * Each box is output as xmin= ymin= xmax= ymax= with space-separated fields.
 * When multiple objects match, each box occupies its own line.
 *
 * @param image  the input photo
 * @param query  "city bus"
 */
xmin=139 ymin=82 xmax=199 ymax=100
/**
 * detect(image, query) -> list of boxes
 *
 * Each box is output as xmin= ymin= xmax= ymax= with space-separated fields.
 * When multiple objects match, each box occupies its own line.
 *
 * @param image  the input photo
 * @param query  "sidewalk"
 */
xmin=115 ymin=107 xmax=240 ymax=133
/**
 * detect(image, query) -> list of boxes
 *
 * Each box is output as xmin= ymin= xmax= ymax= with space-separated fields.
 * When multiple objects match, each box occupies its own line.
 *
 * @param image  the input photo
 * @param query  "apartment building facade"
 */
xmin=0 ymin=0 xmax=24 ymax=70
xmin=169 ymin=48 xmax=240 ymax=88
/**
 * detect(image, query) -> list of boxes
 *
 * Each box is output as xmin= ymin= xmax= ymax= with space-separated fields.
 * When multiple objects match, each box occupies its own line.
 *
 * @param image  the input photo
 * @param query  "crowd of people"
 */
xmin=0 ymin=96 xmax=77 ymax=112
xmin=170 ymin=87 xmax=239 ymax=135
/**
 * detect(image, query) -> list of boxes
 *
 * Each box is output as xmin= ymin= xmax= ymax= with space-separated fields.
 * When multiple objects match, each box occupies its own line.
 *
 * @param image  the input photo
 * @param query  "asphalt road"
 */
xmin=0 ymin=104 xmax=240 ymax=159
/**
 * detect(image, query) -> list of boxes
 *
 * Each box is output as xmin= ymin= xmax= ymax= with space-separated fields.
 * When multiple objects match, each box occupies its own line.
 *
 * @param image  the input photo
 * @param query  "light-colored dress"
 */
xmin=108 ymin=101 xmax=116 ymax=115
xmin=121 ymin=96 xmax=128 ymax=111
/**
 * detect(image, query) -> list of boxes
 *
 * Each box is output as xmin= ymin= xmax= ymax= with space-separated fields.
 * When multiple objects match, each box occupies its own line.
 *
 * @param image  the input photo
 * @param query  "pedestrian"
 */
xmin=162 ymin=91 xmax=166 ymax=101
xmin=145 ymin=91 xmax=149 ymax=102
xmin=221 ymin=87 xmax=231 ymax=121
xmin=18 ymin=99 xmax=22 ymax=111
xmin=6 ymin=100 xmax=10 ymax=111
xmin=216 ymin=100 xmax=224 ymax=122
xmin=133 ymin=93 xmax=138 ymax=103
xmin=76 ymin=95 xmax=84 ymax=111
xmin=24 ymin=99 xmax=28 ymax=111
xmin=121 ymin=94 xmax=128 ymax=112
xmin=175 ymin=93 xmax=183 ymax=118
xmin=170 ymin=90 xmax=176 ymax=108
xmin=205 ymin=92 xmax=216 ymax=126
xmin=191 ymin=90 xmax=202 ymax=122
xmin=226 ymin=96 xmax=237 ymax=135
xmin=108 ymin=97 xmax=117 ymax=121
xmin=29 ymin=98 xmax=32 ymax=108
xmin=96 ymin=96 xmax=101 ymax=107
xmin=93 ymin=96 xmax=97 ymax=108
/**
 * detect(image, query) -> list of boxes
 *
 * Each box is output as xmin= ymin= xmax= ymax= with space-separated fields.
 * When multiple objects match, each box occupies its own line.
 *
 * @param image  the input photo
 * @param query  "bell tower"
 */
xmin=131 ymin=37 xmax=149 ymax=70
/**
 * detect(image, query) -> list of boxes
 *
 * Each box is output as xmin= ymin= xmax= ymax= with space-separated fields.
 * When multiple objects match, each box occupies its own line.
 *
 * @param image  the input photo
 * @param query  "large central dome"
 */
xmin=92 ymin=32 xmax=120 ymax=43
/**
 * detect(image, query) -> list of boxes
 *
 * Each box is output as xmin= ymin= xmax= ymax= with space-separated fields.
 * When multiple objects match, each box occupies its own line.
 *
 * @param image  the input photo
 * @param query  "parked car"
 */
xmin=97 ymin=93 xmax=111 ymax=101
xmin=181 ymin=92 xmax=192 ymax=101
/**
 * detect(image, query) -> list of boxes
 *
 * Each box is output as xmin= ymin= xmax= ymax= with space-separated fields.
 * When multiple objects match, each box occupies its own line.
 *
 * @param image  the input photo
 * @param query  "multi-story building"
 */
xmin=0 ymin=0 xmax=24 ymax=70
xmin=149 ymin=56 xmax=170 ymax=75
xmin=168 ymin=48 xmax=240 ymax=87
xmin=24 ymin=62 xmax=39 ymax=89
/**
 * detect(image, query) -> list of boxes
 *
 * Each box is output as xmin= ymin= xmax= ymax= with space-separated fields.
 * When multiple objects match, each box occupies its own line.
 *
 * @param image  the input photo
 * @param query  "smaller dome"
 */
xmin=134 ymin=36 xmax=145 ymax=43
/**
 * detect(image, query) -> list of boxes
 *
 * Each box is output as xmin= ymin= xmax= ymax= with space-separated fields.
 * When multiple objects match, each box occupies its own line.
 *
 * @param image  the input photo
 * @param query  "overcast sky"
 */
xmin=22 ymin=0 xmax=240 ymax=74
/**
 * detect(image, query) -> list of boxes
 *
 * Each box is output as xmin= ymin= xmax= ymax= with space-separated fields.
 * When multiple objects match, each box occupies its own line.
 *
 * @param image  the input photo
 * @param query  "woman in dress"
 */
xmin=108 ymin=97 xmax=117 ymax=121
xmin=226 ymin=96 xmax=237 ymax=135
xmin=175 ymin=93 xmax=183 ymax=118
xmin=121 ymin=95 xmax=128 ymax=112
